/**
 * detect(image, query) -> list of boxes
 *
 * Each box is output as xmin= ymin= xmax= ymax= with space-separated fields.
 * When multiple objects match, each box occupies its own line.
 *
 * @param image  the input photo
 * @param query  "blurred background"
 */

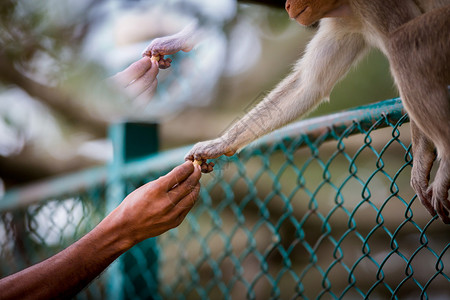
xmin=0 ymin=0 xmax=398 ymax=192
xmin=3 ymin=2 xmax=449 ymax=298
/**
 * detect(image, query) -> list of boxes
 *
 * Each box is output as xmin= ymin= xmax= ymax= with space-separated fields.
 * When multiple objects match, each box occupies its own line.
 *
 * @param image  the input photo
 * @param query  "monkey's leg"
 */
xmin=401 ymin=88 xmax=450 ymax=223
xmin=397 ymin=86 xmax=450 ymax=222
xmin=388 ymin=6 xmax=450 ymax=222
xmin=395 ymin=83 xmax=450 ymax=222
xmin=409 ymin=121 xmax=437 ymax=217
xmin=396 ymin=79 xmax=450 ymax=223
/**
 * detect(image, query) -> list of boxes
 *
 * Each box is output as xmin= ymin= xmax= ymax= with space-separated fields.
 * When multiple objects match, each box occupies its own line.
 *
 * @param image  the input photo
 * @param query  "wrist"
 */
xmin=93 ymin=211 xmax=135 ymax=254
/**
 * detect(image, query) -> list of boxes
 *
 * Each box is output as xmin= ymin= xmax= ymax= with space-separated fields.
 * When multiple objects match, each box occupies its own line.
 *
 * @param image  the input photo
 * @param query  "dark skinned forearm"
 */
xmin=0 ymin=215 xmax=132 ymax=300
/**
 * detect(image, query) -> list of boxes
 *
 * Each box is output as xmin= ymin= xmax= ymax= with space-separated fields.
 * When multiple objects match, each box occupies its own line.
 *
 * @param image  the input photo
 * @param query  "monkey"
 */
xmin=144 ymin=1 xmax=450 ymax=223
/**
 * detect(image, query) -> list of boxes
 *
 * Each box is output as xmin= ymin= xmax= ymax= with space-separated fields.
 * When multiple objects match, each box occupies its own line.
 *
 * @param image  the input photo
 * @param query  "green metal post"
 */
xmin=106 ymin=122 xmax=160 ymax=300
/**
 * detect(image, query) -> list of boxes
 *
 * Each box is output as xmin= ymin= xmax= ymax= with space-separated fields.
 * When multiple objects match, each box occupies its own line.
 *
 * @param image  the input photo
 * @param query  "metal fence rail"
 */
xmin=1 ymin=98 xmax=449 ymax=299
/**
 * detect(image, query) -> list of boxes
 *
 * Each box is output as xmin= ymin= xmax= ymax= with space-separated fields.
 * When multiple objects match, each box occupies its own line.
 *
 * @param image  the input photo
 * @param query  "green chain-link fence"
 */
xmin=1 ymin=98 xmax=449 ymax=299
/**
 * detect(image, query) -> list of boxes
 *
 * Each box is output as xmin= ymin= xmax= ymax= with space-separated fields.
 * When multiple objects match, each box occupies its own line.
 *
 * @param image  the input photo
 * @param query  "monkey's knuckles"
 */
xmin=185 ymin=140 xmax=232 ymax=173
xmin=200 ymin=162 xmax=215 ymax=174
xmin=147 ymin=37 xmax=185 ymax=56
xmin=187 ymin=140 xmax=230 ymax=161
xmin=157 ymin=58 xmax=172 ymax=69
xmin=410 ymin=179 xmax=450 ymax=223
xmin=418 ymin=180 xmax=450 ymax=223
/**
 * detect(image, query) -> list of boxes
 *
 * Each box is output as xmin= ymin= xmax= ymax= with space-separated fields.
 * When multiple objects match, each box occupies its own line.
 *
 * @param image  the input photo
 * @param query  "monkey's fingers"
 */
xmin=192 ymin=159 xmax=214 ymax=173
xmin=432 ymin=191 xmax=450 ymax=224
xmin=200 ymin=162 xmax=215 ymax=174
xmin=158 ymin=57 xmax=172 ymax=69
xmin=416 ymin=186 xmax=436 ymax=218
xmin=434 ymin=202 xmax=450 ymax=224
xmin=185 ymin=139 xmax=234 ymax=168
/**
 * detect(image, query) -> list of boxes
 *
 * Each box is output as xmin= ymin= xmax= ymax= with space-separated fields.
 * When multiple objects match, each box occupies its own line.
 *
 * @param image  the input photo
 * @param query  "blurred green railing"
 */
xmin=1 ymin=98 xmax=449 ymax=299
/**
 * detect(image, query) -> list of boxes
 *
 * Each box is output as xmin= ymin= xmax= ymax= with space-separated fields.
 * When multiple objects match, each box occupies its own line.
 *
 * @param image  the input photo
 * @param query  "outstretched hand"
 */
xmin=108 ymin=56 xmax=160 ymax=106
xmin=0 ymin=162 xmax=202 ymax=300
xmin=108 ymin=161 xmax=202 ymax=246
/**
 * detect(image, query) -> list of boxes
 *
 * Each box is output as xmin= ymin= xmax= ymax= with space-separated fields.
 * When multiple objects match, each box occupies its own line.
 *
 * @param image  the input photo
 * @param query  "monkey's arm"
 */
xmin=186 ymin=20 xmax=368 ymax=167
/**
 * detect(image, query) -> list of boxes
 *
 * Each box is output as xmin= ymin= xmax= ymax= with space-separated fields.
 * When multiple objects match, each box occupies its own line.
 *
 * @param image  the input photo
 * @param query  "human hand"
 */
xmin=108 ymin=56 xmax=160 ymax=105
xmin=109 ymin=162 xmax=202 ymax=246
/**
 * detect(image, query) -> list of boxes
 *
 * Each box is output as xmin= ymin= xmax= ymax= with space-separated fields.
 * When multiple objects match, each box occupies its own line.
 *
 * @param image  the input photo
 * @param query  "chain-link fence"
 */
xmin=1 ymin=99 xmax=449 ymax=299
xmin=0 ymin=179 xmax=109 ymax=299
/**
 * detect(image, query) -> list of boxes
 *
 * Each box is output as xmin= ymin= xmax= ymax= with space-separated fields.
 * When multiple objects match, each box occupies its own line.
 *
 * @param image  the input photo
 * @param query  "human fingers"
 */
xmin=112 ymin=56 xmax=152 ymax=87
xmin=158 ymin=161 xmax=195 ymax=191
xmin=175 ymin=183 xmax=201 ymax=211
xmin=126 ymin=60 xmax=159 ymax=98
xmin=134 ymin=78 xmax=158 ymax=106
xmin=171 ymin=188 xmax=201 ymax=231
xmin=168 ymin=166 xmax=201 ymax=204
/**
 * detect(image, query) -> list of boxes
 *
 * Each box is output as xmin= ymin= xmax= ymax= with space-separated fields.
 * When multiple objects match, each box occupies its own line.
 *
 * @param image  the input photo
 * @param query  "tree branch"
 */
xmin=0 ymin=53 xmax=107 ymax=137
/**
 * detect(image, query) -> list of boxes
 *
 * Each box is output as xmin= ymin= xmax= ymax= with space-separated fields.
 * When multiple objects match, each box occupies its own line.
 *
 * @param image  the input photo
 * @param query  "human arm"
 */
xmin=0 ymin=162 xmax=201 ymax=300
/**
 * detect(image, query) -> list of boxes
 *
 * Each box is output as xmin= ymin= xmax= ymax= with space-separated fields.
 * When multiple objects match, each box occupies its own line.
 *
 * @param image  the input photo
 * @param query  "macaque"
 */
xmin=145 ymin=1 xmax=450 ymax=223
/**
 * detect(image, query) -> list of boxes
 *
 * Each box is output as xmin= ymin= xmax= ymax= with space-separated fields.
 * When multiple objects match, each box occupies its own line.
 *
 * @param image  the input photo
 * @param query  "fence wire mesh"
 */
xmin=1 ymin=99 xmax=449 ymax=299
xmin=0 ymin=186 xmax=108 ymax=299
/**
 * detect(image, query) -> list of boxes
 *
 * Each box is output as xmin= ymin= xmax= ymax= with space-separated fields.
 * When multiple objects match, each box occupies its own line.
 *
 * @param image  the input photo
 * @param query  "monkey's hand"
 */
xmin=142 ymin=36 xmax=189 ymax=69
xmin=147 ymin=54 xmax=172 ymax=70
xmin=142 ymin=22 xmax=199 ymax=69
xmin=143 ymin=34 xmax=194 ymax=57
xmin=421 ymin=184 xmax=450 ymax=224
xmin=185 ymin=138 xmax=237 ymax=173
xmin=142 ymin=33 xmax=193 ymax=70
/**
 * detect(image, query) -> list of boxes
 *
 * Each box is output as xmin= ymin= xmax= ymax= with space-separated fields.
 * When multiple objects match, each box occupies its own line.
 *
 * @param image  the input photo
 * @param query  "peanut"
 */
xmin=151 ymin=55 xmax=160 ymax=62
